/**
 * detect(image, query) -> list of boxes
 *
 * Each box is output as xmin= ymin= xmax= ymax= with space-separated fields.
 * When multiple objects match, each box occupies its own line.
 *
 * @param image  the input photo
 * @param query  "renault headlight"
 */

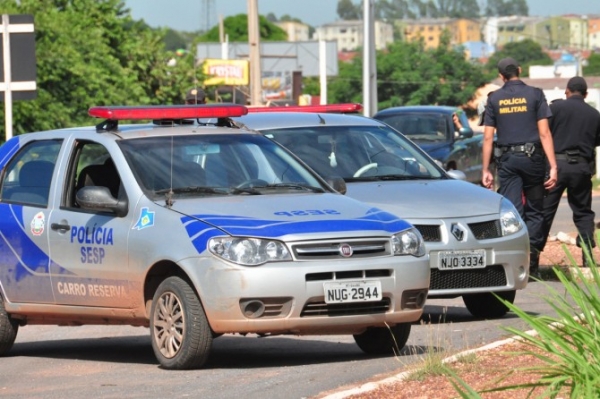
xmin=499 ymin=197 xmax=524 ymax=236
xmin=392 ymin=227 xmax=425 ymax=257
xmin=208 ymin=237 xmax=292 ymax=266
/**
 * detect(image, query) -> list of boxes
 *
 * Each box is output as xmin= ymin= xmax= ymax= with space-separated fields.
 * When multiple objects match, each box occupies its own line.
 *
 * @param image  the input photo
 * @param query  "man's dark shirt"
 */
xmin=484 ymin=80 xmax=551 ymax=145
xmin=549 ymin=95 xmax=600 ymax=161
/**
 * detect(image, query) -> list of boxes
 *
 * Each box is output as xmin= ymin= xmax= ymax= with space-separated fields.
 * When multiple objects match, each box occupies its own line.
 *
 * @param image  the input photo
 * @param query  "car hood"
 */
xmin=165 ymin=193 xmax=413 ymax=239
xmin=345 ymin=179 xmax=502 ymax=219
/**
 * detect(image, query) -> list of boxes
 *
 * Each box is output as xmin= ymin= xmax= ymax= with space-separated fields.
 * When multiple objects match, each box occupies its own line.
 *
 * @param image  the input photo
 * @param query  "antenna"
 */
xmin=200 ymin=0 xmax=216 ymax=33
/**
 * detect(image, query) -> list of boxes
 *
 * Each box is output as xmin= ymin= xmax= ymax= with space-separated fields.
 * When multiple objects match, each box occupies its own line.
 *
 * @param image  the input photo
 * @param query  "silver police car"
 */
xmin=0 ymin=104 xmax=429 ymax=369
xmin=235 ymin=104 xmax=530 ymax=319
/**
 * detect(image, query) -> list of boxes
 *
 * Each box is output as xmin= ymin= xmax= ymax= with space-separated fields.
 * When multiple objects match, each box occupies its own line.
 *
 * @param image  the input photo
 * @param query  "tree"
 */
xmin=326 ymin=32 xmax=488 ymax=109
xmin=485 ymin=0 xmax=528 ymax=17
xmin=486 ymin=39 xmax=552 ymax=78
xmin=583 ymin=53 xmax=600 ymax=76
xmin=337 ymin=0 xmax=362 ymax=20
xmin=0 ymin=0 xmax=203 ymax=139
xmin=198 ymin=14 xmax=287 ymax=42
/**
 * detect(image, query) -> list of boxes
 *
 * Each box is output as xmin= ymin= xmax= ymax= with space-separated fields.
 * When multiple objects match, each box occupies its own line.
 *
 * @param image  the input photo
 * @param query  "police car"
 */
xmin=235 ymin=104 xmax=529 ymax=319
xmin=0 ymin=104 xmax=429 ymax=370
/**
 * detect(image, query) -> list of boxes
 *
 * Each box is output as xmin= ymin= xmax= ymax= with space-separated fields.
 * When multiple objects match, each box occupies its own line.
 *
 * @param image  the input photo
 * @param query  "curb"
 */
xmin=319 ymin=329 xmax=540 ymax=399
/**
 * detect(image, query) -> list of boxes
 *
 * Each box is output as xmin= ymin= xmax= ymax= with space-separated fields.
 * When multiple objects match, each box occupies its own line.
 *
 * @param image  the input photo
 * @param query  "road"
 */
xmin=0 ymin=196 xmax=593 ymax=399
xmin=547 ymin=192 xmax=600 ymax=235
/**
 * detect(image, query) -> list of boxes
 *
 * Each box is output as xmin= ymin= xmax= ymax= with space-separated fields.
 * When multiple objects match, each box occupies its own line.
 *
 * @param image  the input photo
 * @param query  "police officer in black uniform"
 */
xmin=540 ymin=76 xmax=600 ymax=266
xmin=481 ymin=57 xmax=558 ymax=275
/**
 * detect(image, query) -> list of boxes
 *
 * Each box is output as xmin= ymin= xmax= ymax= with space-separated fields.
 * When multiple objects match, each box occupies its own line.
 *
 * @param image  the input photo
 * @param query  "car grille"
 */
xmin=305 ymin=269 xmax=392 ymax=282
xmin=300 ymin=298 xmax=391 ymax=317
xmin=414 ymin=224 xmax=441 ymax=242
xmin=291 ymin=239 xmax=389 ymax=260
xmin=468 ymin=220 xmax=502 ymax=240
xmin=430 ymin=265 xmax=507 ymax=290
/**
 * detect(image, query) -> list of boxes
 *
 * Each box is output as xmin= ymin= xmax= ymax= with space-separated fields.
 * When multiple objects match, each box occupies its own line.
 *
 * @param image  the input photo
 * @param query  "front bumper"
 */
xmin=182 ymin=255 xmax=430 ymax=335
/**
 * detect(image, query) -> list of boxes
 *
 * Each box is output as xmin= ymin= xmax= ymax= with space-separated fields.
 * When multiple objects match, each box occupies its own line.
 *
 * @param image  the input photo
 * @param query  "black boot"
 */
xmin=529 ymin=250 xmax=540 ymax=280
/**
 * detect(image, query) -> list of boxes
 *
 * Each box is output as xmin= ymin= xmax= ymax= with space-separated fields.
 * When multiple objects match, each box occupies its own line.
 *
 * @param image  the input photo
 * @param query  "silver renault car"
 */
xmin=0 ymin=104 xmax=429 ymax=370
xmin=235 ymin=105 xmax=529 ymax=319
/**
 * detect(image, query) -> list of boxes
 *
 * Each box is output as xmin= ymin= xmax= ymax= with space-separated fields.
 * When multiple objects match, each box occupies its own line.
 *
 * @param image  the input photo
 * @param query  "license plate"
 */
xmin=323 ymin=281 xmax=382 ymax=304
xmin=438 ymin=250 xmax=486 ymax=270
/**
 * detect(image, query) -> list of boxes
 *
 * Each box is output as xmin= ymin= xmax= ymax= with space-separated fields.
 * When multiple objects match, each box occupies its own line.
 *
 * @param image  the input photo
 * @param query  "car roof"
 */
xmin=235 ymin=112 xmax=386 ymax=130
xmin=374 ymin=105 xmax=458 ymax=116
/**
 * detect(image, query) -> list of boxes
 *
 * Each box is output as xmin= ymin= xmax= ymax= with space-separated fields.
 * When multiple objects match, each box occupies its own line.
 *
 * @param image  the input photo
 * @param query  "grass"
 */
xmin=447 ymin=236 xmax=600 ymax=398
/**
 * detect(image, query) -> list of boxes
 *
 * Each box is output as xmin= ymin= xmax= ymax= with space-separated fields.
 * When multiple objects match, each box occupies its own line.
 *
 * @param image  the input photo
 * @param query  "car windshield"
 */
xmin=118 ymin=134 xmax=326 ymax=199
xmin=376 ymin=113 xmax=450 ymax=143
xmin=261 ymin=125 xmax=445 ymax=181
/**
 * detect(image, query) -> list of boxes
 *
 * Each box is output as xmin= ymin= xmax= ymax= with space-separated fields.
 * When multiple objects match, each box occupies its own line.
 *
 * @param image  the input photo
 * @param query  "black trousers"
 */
xmin=541 ymin=159 xmax=596 ymax=250
xmin=497 ymin=151 xmax=546 ymax=251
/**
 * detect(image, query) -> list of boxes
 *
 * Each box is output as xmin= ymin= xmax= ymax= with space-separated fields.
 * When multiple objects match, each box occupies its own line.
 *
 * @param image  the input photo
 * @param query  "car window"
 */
xmin=118 ymin=134 xmax=324 ymax=198
xmin=0 ymin=140 xmax=62 ymax=207
xmin=376 ymin=113 xmax=449 ymax=143
xmin=68 ymin=141 xmax=123 ymax=209
xmin=262 ymin=125 xmax=444 ymax=180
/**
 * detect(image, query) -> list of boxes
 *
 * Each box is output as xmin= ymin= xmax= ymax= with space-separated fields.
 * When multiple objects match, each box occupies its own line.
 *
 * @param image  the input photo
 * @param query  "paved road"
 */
xmin=548 ymin=193 xmax=600 ymax=235
xmin=0 ymin=281 xmax=564 ymax=399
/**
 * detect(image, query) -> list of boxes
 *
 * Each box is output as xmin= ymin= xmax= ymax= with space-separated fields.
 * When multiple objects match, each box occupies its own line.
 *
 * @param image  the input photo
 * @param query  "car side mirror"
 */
xmin=457 ymin=127 xmax=473 ymax=139
xmin=447 ymin=170 xmax=467 ymax=181
xmin=326 ymin=176 xmax=347 ymax=195
xmin=76 ymin=186 xmax=128 ymax=217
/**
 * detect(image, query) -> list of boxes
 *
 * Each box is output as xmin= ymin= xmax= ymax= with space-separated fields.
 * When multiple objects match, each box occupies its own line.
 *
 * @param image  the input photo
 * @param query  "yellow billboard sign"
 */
xmin=203 ymin=59 xmax=249 ymax=86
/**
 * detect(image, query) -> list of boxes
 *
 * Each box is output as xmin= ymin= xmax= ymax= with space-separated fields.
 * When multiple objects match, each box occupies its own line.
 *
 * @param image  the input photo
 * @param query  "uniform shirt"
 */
xmin=483 ymin=80 xmax=552 ymax=146
xmin=549 ymin=95 xmax=600 ymax=161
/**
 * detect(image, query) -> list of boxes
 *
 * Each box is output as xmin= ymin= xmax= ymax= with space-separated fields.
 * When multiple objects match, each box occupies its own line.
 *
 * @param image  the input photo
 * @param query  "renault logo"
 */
xmin=338 ymin=243 xmax=353 ymax=257
xmin=451 ymin=223 xmax=465 ymax=241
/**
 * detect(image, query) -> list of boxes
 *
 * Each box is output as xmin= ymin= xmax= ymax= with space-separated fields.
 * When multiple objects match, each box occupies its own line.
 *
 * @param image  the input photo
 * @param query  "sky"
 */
xmin=124 ymin=0 xmax=600 ymax=32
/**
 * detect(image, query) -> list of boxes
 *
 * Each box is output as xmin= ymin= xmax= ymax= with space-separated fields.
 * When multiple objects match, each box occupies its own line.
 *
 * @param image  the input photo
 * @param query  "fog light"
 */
xmin=241 ymin=300 xmax=265 ymax=318
xmin=518 ymin=265 xmax=527 ymax=281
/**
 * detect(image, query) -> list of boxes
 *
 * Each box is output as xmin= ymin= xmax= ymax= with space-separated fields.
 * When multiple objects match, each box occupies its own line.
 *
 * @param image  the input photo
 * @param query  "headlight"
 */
xmin=499 ymin=197 xmax=524 ymax=236
xmin=392 ymin=227 xmax=425 ymax=257
xmin=208 ymin=237 xmax=292 ymax=266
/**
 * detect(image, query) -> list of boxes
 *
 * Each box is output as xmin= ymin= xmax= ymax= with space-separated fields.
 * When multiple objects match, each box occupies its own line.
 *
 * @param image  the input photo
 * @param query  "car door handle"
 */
xmin=51 ymin=223 xmax=71 ymax=231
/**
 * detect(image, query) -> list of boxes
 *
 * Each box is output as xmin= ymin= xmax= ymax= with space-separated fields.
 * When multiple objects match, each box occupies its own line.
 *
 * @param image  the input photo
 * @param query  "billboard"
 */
xmin=203 ymin=59 xmax=249 ymax=86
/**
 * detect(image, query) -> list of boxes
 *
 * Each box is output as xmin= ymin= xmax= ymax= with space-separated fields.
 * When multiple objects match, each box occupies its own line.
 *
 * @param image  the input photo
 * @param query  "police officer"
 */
xmin=540 ymin=76 xmax=600 ymax=266
xmin=481 ymin=57 xmax=558 ymax=274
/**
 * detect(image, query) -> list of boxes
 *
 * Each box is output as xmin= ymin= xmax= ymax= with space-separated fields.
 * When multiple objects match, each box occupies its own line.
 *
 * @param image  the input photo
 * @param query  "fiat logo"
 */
xmin=338 ymin=243 xmax=353 ymax=257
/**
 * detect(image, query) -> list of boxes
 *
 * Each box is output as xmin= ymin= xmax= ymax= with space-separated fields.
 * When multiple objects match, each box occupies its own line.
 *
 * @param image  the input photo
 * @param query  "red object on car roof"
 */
xmin=88 ymin=104 xmax=248 ymax=120
xmin=247 ymin=103 xmax=363 ymax=114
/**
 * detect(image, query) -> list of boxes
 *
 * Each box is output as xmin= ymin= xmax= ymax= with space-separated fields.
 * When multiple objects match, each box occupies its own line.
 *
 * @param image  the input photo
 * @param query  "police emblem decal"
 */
xmin=450 ymin=223 xmax=465 ymax=241
xmin=338 ymin=243 xmax=353 ymax=257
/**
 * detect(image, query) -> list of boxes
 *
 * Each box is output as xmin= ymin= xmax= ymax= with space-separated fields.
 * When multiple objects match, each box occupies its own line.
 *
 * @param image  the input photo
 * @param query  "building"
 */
xmin=398 ymin=18 xmax=481 ymax=49
xmin=275 ymin=21 xmax=310 ymax=42
xmin=495 ymin=16 xmax=546 ymax=48
xmin=589 ymin=16 xmax=600 ymax=50
xmin=314 ymin=20 xmax=394 ymax=51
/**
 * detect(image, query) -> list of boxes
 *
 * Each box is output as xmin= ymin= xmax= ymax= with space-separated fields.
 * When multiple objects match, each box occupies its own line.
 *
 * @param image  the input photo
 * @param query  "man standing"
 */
xmin=540 ymin=77 xmax=600 ymax=266
xmin=481 ymin=57 xmax=558 ymax=275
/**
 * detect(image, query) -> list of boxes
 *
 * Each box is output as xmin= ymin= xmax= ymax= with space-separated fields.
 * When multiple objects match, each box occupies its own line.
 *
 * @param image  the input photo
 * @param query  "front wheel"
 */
xmin=0 ymin=296 xmax=18 ymax=356
xmin=353 ymin=323 xmax=411 ymax=355
xmin=462 ymin=290 xmax=516 ymax=319
xmin=150 ymin=276 xmax=212 ymax=370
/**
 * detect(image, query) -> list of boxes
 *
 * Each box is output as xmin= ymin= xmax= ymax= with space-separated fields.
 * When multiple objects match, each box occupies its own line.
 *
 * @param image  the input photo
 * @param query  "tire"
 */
xmin=150 ymin=276 xmax=212 ymax=370
xmin=0 ymin=296 xmax=18 ymax=356
xmin=353 ymin=323 xmax=411 ymax=355
xmin=462 ymin=290 xmax=516 ymax=319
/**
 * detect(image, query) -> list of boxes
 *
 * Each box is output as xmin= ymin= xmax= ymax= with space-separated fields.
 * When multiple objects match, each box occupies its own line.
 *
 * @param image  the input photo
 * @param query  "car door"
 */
xmin=47 ymin=139 xmax=136 ymax=308
xmin=0 ymin=139 xmax=62 ymax=304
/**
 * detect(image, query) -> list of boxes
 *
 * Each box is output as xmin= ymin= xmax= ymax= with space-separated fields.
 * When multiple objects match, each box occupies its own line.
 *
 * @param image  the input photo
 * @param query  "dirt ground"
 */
xmin=320 ymin=236 xmax=593 ymax=399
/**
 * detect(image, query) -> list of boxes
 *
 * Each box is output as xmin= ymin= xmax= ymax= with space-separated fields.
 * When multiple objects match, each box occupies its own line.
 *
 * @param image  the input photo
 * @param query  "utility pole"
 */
xmin=363 ymin=0 xmax=377 ymax=117
xmin=247 ymin=0 xmax=262 ymax=106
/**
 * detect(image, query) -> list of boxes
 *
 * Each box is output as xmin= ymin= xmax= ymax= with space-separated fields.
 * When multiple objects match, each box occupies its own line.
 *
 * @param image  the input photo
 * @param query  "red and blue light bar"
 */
xmin=89 ymin=104 xmax=249 ymax=120
xmin=247 ymin=103 xmax=363 ymax=114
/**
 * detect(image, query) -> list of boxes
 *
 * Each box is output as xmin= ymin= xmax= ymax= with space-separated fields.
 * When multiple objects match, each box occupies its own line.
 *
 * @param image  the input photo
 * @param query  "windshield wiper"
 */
xmin=155 ymin=187 xmax=227 ymax=195
xmin=228 ymin=187 xmax=262 ymax=195
xmin=264 ymin=183 xmax=325 ymax=193
xmin=350 ymin=175 xmax=439 ymax=181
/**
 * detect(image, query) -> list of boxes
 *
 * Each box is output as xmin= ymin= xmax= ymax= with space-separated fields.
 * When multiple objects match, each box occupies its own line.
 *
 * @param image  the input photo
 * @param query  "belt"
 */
xmin=555 ymin=153 xmax=588 ymax=163
xmin=497 ymin=143 xmax=541 ymax=154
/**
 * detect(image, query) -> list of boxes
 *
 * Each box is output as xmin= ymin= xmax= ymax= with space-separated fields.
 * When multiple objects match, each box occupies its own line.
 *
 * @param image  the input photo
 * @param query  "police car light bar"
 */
xmin=89 ymin=104 xmax=249 ymax=120
xmin=247 ymin=103 xmax=363 ymax=114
